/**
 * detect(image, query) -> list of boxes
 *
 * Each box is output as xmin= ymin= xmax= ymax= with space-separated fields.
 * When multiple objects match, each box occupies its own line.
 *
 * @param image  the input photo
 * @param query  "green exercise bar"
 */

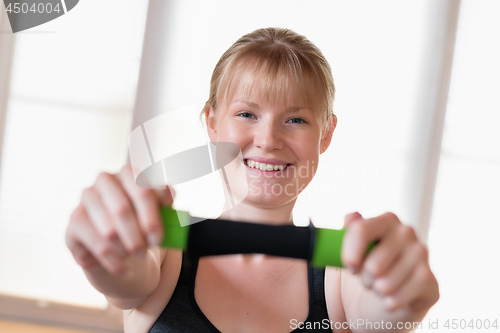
xmin=160 ymin=207 xmax=375 ymax=268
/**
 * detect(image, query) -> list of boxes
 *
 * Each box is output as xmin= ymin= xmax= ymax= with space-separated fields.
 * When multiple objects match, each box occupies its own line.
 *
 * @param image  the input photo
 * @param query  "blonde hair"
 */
xmin=203 ymin=27 xmax=335 ymax=124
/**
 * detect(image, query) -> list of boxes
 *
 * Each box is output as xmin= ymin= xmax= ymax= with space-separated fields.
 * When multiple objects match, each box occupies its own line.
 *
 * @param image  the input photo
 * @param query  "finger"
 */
xmin=67 ymin=237 xmax=100 ymax=269
xmin=342 ymin=212 xmax=400 ymax=273
xmin=343 ymin=211 xmax=362 ymax=228
xmin=79 ymin=224 xmax=129 ymax=276
xmin=66 ymin=206 xmax=100 ymax=269
xmin=371 ymin=243 xmax=422 ymax=297
xmin=80 ymin=186 xmax=128 ymax=258
xmin=67 ymin=205 xmax=128 ymax=276
xmin=361 ymin=225 xmax=413 ymax=286
xmin=382 ymin=261 xmax=435 ymax=312
xmin=156 ymin=185 xmax=175 ymax=207
xmin=95 ymin=171 xmax=146 ymax=255
xmin=118 ymin=166 xmax=164 ymax=246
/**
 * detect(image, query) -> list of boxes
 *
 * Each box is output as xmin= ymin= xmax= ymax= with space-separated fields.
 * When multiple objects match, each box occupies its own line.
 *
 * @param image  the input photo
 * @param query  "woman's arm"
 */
xmin=340 ymin=212 xmax=439 ymax=333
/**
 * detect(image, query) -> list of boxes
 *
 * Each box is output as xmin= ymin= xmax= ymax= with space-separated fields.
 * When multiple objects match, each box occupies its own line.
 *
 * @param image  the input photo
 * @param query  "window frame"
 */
xmin=0 ymin=6 xmax=15 ymax=183
xmin=0 ymin=294 xmax=122 ymax=333
xmin=404 ymin=0 xmax=461 ymax=243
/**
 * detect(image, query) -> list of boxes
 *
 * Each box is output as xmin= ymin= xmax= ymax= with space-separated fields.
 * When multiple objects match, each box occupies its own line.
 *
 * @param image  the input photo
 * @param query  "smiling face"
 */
xmin=203 ymin=28 xmax=336 ymax=213
xmin=206 ymin=80 xmax=335 ymax=209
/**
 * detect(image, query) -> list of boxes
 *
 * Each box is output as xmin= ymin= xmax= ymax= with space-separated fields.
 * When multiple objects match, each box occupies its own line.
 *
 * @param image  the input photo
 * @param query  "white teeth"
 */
xmin=245 ymin=160 xmax=287 ymax=171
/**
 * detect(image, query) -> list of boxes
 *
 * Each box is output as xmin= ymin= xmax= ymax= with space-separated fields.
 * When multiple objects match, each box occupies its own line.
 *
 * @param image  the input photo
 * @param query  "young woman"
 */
xmin=66 ymin=27 xmax=439 ymax=332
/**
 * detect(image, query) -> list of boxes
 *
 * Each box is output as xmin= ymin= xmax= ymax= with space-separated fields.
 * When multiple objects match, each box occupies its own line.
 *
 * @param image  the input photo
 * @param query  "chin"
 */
xmin=244 ymin=184 xmax=298 ymax=207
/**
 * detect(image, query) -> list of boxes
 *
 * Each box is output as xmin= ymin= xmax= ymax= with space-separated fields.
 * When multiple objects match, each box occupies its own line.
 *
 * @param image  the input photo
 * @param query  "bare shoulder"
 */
xmin=324 ymin=267 xmax=350 ymax=331
xmin=123 ymin=249 xmax=183 ymax=333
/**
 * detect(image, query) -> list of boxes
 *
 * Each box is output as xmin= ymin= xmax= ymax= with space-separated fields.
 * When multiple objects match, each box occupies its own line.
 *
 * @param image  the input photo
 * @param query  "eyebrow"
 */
xmin=239 ymin=101 xmax=260 ymax=109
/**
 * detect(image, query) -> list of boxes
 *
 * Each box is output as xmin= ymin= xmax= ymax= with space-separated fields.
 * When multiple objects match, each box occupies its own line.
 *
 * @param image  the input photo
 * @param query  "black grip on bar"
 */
xmin=187 ymin=219 xmax=315 ymax=261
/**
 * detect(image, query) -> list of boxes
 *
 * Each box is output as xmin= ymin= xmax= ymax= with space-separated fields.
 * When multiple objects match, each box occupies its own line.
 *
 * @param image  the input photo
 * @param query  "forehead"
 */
xmin=218 ymin=57 xmax=323 ymax=113
xmin=224 ymin=81 xmax=308 ymax=110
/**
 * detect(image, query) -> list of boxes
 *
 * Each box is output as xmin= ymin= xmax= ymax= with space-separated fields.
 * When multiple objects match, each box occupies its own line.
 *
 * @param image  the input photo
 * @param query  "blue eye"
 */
xmin=237 ymin=112 xmax=255 ymax=119
xmin=287 ymin=117 xmax=306 ymax=124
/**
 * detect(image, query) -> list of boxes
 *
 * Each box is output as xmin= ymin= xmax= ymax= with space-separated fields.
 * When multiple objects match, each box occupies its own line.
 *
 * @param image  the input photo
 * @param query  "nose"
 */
xmin=253 ymin=120 xmax=285 ymax=151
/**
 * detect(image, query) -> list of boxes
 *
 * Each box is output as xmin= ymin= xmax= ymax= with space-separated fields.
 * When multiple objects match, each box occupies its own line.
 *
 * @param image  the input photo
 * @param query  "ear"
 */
xmin=320 ymin=114 xmax=337 ymax=154
xmin=205 ymin=106 xmax=217 ymax=143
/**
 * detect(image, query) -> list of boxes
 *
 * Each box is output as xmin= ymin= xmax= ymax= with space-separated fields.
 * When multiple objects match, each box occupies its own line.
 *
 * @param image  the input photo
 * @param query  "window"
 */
xmin=427 ymin=0 xmax=500 ymax=322
xmin=0 ymin=0 xmax=148 ymax=330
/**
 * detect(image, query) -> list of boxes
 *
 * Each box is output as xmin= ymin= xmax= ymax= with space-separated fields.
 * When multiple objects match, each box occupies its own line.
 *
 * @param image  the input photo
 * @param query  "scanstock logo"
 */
xmin=3 ymin=0 xmax=79 ymax=33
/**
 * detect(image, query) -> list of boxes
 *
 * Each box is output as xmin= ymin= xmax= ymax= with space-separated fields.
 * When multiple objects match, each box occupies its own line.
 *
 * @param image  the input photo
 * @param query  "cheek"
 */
xmin=295 ymin=134 xmax=321 ymax=158
xmin=295 ymin=140 xmax=321 ymax=181
xmin=216 ymin=120 xmax=249 ymax=146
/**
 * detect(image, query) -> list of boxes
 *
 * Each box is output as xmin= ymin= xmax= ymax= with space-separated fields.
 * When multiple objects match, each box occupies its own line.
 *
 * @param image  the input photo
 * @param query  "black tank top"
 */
xmin=149 ymin=253 xmax=332 ymax=332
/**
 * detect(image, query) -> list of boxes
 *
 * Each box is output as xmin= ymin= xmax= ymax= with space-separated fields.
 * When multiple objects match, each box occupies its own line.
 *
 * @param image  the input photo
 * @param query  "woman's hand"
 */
xmin=66 ymin=165 xmax=173 ymax=277
xmin=341 ymin=212 xmax=439 ymax=313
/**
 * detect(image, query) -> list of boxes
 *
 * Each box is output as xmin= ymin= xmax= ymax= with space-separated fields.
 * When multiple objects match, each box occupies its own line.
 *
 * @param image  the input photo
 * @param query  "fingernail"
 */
xmin=148 ymin=232 xmax=161 ymax=246
xmin=347 ymin=265 xmax=359 ymax=275
xmin=135 ymin=249 xmax=145 ymax=259
xmin=345 ymin=212 xmax=361 ymax=224
xmin=373 ymin=284 xmax=385 ymax=297
xmin=383 ymin=296 xmax=397 ymax=310
xmin=118 ymin=267 xmax=129 ymax=277
xmin=361 ymin=272 xmax=374 ymax=288
xmin=348 ymin=212 xmax=361 ymax=220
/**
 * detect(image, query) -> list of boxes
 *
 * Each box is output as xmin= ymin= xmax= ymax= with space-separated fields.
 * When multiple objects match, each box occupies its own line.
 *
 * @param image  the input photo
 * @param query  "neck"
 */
xmin=219 ymin=199 xmax=296 ymax=226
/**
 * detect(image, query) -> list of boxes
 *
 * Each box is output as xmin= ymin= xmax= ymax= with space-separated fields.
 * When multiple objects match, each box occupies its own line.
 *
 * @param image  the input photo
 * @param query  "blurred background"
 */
xmin=0 ymin=0 xmax=498 ymax=332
